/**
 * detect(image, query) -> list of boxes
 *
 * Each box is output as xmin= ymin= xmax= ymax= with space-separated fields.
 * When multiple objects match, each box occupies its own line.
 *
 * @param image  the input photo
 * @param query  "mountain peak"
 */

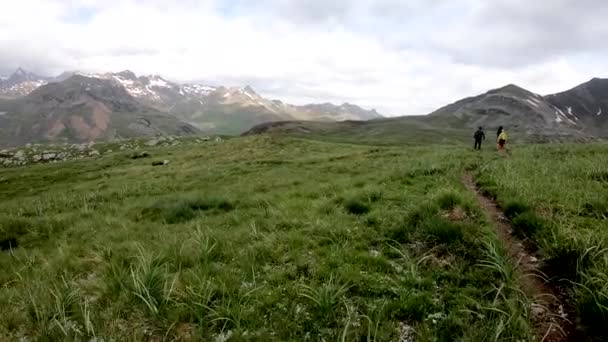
xmin=243 ymin=85 xmax=257 ymax=94
xmin=115 ymin=70 xmax=137 ymax=80
xmin=14 ymin=67 xmax=27 ymax=76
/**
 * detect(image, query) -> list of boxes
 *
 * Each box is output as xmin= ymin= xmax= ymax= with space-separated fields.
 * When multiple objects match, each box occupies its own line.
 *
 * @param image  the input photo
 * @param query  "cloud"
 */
xmin=0 ymin=0 xmax=606 ymax=116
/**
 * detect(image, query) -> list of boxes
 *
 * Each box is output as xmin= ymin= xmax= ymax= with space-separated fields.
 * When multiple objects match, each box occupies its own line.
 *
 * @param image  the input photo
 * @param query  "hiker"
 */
xmin=497 ymin=127 xmax=508 ymax=150
xmin=473 ymin=126 xmax=485 ymax=150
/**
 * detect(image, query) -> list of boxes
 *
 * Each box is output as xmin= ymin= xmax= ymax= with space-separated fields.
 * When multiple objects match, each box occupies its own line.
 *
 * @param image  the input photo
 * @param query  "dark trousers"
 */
xmin=474 ymin=139 xmax=482 ymax=150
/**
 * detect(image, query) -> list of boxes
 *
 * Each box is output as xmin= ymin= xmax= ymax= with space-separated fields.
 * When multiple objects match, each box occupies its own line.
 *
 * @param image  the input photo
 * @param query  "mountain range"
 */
xmin=246 ymin=78 xmax=608 ymax=143
xmin=1 ymin=66 xmax=607 ymax=147
xmin=0 ymin=68 xmax=382 ymax=146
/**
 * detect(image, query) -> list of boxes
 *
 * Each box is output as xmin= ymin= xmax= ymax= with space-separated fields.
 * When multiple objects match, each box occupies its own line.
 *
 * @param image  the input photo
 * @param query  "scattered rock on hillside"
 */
xmin=42 ymin=152 xmax=57 ymax=161
xmin=14 ymin=150 xmax=25 ymax=160
xmin=89 ymin=150 xmax=100 ymax=157
xmin=152 ymin=160 xmax=170 ymax=166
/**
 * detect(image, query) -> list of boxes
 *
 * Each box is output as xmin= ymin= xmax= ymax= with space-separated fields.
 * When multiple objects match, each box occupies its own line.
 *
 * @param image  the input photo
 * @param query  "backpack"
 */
xmin=474 ymin=130 xmax=484 ymax=139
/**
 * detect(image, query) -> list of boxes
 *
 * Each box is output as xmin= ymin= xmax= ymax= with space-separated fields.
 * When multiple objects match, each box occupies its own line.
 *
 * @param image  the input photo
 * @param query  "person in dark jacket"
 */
xmin=474 ymin=126 xmax=485 ymax=150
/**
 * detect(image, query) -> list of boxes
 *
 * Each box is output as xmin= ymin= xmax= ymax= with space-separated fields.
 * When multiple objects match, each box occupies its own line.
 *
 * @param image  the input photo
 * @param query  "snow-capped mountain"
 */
xmin=0 ymin=68 xmax=49 ymax=97
xmin=2 ymin=69 xmax=382 ymax=134
xmin=0 ymin=68 xmax=383 ymax=141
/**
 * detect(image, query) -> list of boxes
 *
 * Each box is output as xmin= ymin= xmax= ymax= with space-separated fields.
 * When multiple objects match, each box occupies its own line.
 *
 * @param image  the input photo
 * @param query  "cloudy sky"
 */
xmin=1 ymin=0 xmax=607 ymax=116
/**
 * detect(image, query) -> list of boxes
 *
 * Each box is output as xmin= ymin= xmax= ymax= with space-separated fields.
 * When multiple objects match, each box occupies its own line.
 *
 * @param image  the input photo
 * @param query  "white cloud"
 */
xmin=0 ymin=0 xmax=606 ymax=116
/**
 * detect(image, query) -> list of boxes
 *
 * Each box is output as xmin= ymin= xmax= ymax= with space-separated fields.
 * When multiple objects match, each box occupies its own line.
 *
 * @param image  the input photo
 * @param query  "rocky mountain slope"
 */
xmin=546 ymin=78 xmax=608 ymax=136
xmin=427 ymin=84 xmax=583 ymax=137
xmin=0 ymin=75 xmax=199 ymax=146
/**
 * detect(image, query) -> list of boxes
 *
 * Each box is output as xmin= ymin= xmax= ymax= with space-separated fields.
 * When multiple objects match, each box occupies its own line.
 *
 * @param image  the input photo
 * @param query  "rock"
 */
xmin=529 ymin=256 xmax=539 ymax=263
xmin=42 ymin=153 xmax=57 ymax=161
xmin=3 ymin=159 xmax=13 ymax=166
xmin=33 ymin=155 xmax=42 ymax=162
xmin=531 ymin=303 xmax=546 ymax=317
xmin=145 ymin=139 xmax=160 ymax=147
xmin=152 ymin=160 xmax=170 ymax=166
xmin=87 ymin=142 xmax=95 ymax=148
xmin=89 ymin=150 xmax=100 ymax=157
xmin=0 ymin=150 xmax=13 ymax=158
xmin=215 ymin=137 xmax=223 ymax=142
xmin=171 ymin=141 xmax=180 ymax=146
xmin=25 ymin=143 xmax=32 ymax=148
xmin=14 ymin=150 xmax=25 ymax=160
xmin=202 ymin=136 xmax=211 ymax=141
xmin=106 ymin=150 xmax=113 ymax=153
xmin=119 ymin=145 xmax=127 ymax=151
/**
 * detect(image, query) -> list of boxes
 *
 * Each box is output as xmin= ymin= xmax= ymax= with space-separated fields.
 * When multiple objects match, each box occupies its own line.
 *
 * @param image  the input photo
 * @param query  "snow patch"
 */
xmin=0 ymin=111 xmax=6 ymax=116
xmin=598 ymin=108 xmax=603 ymax=116
xmin=181 ymin=84 xmax=216 ymax=96
xmin=525 ymin=98 xmax=539 ymax=108
xmin=554 ymin=107 xmax=577 ymax=125
xmin=149 ymin=78 xmax=169 ymax=88
xmin=244 ymin=92 xmax=254 ymax=100
xmin=76 ymin=72 xmax=97 ymax=78
xmin=567 ymin=106 xmax=573 ymax=116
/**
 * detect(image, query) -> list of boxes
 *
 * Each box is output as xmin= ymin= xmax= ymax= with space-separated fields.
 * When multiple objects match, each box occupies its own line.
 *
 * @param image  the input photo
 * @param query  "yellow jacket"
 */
xmin=498 ymin=131 xmax=508 ymax=142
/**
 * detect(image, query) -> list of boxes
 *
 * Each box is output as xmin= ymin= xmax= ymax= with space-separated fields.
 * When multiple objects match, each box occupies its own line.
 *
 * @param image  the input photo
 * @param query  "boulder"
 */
xmin=0 ymin=150 xmax=13 ymax=158
xmin=89 ymin=150 xmax=100 ymax=157
xmin=152 ymin=160 xmax=170 ymax=166
xmin=42 ymin=153 xmax=57 ymax=161
xmin=33 ymin=155 xmax=42 ymax=162
xmin=145 ymin=139 xmax=160 ymax=147
xmin=14 ymin=150 xmax=25 ymax=160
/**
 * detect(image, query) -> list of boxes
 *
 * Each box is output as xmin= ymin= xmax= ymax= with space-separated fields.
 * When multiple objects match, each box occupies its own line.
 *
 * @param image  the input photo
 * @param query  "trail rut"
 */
xmin=462 ymin=173 xmax=573 ymax=342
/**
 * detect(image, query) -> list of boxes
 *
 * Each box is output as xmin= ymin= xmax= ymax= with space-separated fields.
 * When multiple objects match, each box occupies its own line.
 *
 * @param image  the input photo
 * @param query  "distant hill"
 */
xmin=0 ymin=75 xmax=199 ymax=146
xmin=246 ymin=79 xmax=608 ymax=144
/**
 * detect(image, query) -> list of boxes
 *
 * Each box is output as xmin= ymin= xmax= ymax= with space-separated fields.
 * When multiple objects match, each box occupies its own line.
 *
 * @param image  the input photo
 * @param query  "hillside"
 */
xmin=246 ymin=80 xmax=608 ymax=143
xmin=546 ymin=78 xmax=608 ymax=135
xmin=0 ymin=75 xmax=199 ymax=146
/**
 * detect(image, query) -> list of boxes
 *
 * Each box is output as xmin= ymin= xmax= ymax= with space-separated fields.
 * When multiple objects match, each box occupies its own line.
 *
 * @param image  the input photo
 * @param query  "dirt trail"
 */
xmin=462 ymin=173 xmax=573 ymax=342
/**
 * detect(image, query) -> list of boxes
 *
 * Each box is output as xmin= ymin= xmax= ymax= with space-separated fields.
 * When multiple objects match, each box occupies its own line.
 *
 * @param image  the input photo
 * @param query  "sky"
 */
xmin=1 ymin=0 xmax=607 ymax=116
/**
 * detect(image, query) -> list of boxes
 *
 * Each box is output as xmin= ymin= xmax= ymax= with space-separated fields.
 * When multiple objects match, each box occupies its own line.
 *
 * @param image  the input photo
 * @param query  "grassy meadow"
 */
xmin=477 ymin=143 xmax=608 ymax=338
xmin=0 ymin=136 xmax=606 ymax=340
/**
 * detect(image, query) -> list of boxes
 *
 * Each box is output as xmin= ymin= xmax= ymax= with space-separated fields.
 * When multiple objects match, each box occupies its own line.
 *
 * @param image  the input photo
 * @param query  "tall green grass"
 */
xmin=0 ymin=136 xmax=537 ymax=340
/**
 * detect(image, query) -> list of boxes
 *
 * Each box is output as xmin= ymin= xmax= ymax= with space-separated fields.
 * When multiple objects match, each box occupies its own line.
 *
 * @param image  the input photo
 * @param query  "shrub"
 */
xmin=435 ymin=191 xmax=461 ymax=210
xmin=140 ymin=196 xmax=236 ymax=224
xmin=421 ymin=217 xmax=464 ymax=245
xmin=511 ymin=212 xmax=545 ymax=238
xmin=344 ymin=199 xmax=370 ymax=215
xmin=503 ymin=201 xmax=531 ymax=220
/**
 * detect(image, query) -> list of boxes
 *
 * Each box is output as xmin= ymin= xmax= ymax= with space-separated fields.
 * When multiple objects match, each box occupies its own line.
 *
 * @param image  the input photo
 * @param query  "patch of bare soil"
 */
xmin=462 ymin=173 xmax=575 ymax=342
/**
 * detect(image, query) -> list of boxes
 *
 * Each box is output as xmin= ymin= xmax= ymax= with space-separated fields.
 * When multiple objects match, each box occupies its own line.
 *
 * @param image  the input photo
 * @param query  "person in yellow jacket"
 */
xmin=497 ymin=127 xmax=508 ymax=150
